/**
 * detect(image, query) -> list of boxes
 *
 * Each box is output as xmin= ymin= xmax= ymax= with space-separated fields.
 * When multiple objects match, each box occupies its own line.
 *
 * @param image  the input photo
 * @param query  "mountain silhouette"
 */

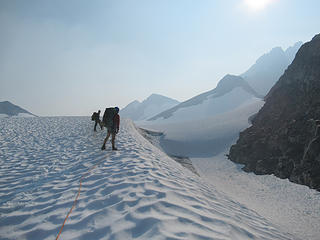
xmin=0 ymin=101 xmax=36 ymax=117
xmin=120 ymin=94 xmax=180 ymax=121
xmin=228 ymin=34 xmax=320 ymax=191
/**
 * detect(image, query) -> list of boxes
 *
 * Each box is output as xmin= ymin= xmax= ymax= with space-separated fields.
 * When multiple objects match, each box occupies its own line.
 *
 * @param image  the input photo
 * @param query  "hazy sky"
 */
xmin=1 ymin=0 xmax=319 ymax=116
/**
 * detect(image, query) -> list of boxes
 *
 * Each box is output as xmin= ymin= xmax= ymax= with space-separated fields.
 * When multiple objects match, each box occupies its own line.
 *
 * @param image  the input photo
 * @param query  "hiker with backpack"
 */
xmin=91 ymin=110 xmax=103 ymax=132
xmin=101 ymin=107 xmax=120 ymax=150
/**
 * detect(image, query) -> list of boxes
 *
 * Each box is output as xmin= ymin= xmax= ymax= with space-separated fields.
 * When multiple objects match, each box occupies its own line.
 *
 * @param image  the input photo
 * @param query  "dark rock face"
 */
xmin=228 ymin=34 xmax=320 ymax=191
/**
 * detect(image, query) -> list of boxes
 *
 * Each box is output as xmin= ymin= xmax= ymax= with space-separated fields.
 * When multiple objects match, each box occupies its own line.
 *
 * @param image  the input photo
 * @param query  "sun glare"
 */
xmin=245 ymin=0 xmax=275 ymax=11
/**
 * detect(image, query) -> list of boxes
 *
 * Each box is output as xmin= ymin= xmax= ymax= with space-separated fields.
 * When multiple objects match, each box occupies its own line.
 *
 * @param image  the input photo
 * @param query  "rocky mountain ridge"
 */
xmin=241 ymin=42 xmax=303 ymax=96
xmin=228 ymin=34 xmax=320 ymax=190
xmin=148 ymin=42 xmax=301 ymax=122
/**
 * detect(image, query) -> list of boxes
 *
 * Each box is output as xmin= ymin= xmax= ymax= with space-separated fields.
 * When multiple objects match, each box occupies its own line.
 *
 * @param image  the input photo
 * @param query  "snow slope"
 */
xmin=0 ymin=113 xmax=35 ymax=118
xmin=121 ymin=94 xmax=180 ymax=121
xmin=149 ymin=75 xmax=261 ymax=123
xmin=192 ymin=153 xmax=320 ymax=240
xmin=136 ymin=94 xmax=320 ymax=240
xmin=138 ymin=98 xmax=264 ymax=157
xmin=0 ymin=117 xmax=294 ymax=240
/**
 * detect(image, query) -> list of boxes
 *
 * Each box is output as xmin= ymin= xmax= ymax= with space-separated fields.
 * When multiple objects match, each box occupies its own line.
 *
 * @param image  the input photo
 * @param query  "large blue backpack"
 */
xmin=102 ymin=108 xmax=117 ymax=128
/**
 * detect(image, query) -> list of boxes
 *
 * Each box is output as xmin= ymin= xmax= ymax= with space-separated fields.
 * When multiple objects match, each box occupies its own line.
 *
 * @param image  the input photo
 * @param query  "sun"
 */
xmin=244 ymin=0 xmax=275 ymax=11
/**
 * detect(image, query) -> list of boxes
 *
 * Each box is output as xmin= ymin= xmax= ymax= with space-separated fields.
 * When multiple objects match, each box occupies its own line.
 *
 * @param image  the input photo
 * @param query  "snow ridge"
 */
xmin=0 ymin=117 xmax=294 ymax=240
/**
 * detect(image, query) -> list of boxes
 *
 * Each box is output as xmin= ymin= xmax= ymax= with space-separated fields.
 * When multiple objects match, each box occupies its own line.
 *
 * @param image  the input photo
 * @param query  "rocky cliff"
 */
xmin=228 ymin=34 xmax=320 ymax=190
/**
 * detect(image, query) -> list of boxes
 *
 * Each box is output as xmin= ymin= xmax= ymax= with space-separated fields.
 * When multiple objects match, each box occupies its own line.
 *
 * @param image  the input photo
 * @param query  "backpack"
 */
xmin=91 ymin=112 xmax=96 ymax=121
xmin=102 ymin=108 xmax=117 ymax=128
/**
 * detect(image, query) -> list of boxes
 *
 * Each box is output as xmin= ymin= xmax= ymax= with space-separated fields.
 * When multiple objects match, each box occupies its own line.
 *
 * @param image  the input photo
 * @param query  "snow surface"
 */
xmin=147 ymin=88 xmax=259 ymax=123
xmin=167 ymin=88 xmax=256 ymax=122
xmin=15 ymin=113 xmax=35 ymax=118
xmin=136 ymin=96 xmax=320 ymax=240
xmin=138 ymin=98 xmax=264 ymax=157
xmin=192 ymin=153 xmax=320 ymax=240
xmin=0 ymin=117 xmax=295 ymax=240
xmin=0 ymin=113 xmax=35 ymax=118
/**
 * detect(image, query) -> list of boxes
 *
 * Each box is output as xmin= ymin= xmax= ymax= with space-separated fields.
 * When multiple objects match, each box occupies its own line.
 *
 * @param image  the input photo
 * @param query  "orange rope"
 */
xmin=56 ymin=159 xmax=105 ymax=240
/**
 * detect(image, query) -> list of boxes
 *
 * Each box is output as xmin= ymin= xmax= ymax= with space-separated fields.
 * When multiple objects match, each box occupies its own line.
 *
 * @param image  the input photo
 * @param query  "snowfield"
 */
xmin=0 ymin=113 xmax=35 ymax=118
xmin=192 ymin=154 xmax=320 ymax=240
xmin=138 ymin=98 xmax=264 ymax=157
xmin=0 ymin=117 xmax=296 ymax=240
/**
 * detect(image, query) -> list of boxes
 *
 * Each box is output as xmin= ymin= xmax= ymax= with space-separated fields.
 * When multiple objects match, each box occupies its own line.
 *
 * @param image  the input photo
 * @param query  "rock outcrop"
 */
xmin=228 ymin=34 xmax=320 ymax=190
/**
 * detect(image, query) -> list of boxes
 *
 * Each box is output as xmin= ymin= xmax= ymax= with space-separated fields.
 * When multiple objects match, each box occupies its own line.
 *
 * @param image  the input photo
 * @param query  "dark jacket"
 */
xmin=93 ymin=112 xmax=100 ymax=121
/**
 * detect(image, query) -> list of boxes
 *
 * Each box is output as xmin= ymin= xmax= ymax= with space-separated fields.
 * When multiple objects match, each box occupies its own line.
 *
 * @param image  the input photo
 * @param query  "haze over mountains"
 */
xmin=229 ymin=35 xmax=320 ymax=190
xmin=121 ymin=42 xmax=303 ymax=157
xmin=149 ymin=74 xmax=262 ymax=122
xmin=120 ymin=93 xmax=180 ymax=121
xmin=121 ymin=42 xmax=302 ymax=124
xmin=241 ymin=41 xmax=303 ymax=96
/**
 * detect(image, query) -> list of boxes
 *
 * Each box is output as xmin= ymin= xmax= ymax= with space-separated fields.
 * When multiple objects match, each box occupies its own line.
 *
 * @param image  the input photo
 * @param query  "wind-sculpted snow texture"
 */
xmin=0 ymin=117 xmax=294 ymax=240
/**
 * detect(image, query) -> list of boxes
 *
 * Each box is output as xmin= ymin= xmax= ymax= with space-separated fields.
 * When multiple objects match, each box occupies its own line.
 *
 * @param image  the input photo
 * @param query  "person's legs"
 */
xmin=111 ymin=133 xmax=117 ymax=150
xmin=94 ymin=121 xmax=98 ymax=131
xmin=101 ymin=131 xmax=111 ymax=150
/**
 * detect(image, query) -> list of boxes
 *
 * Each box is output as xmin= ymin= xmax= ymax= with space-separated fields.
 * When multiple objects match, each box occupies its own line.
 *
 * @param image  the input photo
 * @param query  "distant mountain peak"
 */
xmin=143 ymin=93 xmax=179 ymax=104
xmin=270 ymin=46 xmax=284 ymax=53
xmin=120 ymin=94 xmax=180 ymax=121
xmin=216 ymin=74 xmax=245 ymax=88
xmin=228 ymin=33 xmax=320 ymax=191
xmin=241 ymin=41 xmax=302 ymax=96
xmin=215 ymin=74 xmax=262 ymax=98
xmin=124 ymin=100 xmax=141 ymax=109
xmin=285 ymin=41 xmax=304 ymax=63
xmin=254 ymin=47 xmax=285 ymax=65
xmin=148 ymin=42 xmax=303 ymax=122
xmin=149 ymin=74 xmax=261 ymax=121
xmin=0 ymin=101 xmax=36 ymax=117
xmin=148 ymin=93 xmax=163 ymax=98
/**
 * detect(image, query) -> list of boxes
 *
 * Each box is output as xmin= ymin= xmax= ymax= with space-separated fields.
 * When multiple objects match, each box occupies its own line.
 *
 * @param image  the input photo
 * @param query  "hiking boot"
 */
xmin=101 ymin=145 xmax=106 ymax=150
xmin=112 ymin=146 xmax=118 ymax=151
